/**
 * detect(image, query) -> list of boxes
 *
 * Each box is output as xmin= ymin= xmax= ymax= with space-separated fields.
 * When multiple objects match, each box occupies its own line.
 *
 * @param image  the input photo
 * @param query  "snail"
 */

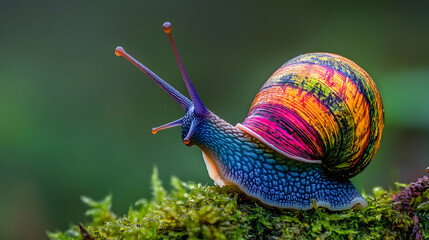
xmin=115 ymin=22 xmax=384 ymax=210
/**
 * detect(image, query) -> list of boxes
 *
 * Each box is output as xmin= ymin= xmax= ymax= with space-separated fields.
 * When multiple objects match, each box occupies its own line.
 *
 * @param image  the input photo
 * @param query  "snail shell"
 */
xmin=237 ymin=53 xmax=384 ymax=179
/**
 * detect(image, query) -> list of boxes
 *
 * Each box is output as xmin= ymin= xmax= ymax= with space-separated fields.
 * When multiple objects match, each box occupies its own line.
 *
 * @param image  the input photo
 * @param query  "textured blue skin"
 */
xmin=182 ymin=110 xmax=367 ymax=210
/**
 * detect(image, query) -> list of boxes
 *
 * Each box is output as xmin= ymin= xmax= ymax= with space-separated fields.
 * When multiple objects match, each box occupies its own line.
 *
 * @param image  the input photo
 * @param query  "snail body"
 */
xmin=115 ymin=22 xmax=384 ymax=210
xmin=186 ymin=111 xmax=367 ymax=210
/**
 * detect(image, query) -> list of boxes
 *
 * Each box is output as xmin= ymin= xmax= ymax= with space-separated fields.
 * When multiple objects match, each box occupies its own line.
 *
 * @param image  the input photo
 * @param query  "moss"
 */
xmin=48 ymin=168 xmax=428 ymax=239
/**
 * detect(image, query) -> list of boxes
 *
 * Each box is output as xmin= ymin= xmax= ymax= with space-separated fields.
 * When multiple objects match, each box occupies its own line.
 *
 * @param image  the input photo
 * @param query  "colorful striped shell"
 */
xmin=237 ymin=53 xmax=384 ymax=179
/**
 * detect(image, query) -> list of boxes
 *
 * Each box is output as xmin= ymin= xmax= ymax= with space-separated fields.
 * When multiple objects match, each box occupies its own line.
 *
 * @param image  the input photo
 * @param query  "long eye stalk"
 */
xmin=115 ymin=47 xmax=192 ymax=110
xmin=115 ymin=22 xmax=208 ymax=136
xmin=162 ymin=22 xmax=208 ymax=118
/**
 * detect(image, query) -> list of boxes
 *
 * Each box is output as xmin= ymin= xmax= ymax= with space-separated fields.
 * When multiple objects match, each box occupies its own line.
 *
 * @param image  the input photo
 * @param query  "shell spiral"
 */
xmin=239 ymin=53 xmax=384 ymax=179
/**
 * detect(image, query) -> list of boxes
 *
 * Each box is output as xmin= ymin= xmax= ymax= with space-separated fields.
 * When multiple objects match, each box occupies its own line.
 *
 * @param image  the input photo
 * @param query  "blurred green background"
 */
xmin=1 ymin=1 xmax=428 ymax=239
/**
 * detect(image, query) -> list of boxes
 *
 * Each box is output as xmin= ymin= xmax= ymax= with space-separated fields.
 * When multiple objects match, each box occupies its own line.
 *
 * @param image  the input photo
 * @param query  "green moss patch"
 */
xmin=48 ymin=168 xmax=428 ymax=239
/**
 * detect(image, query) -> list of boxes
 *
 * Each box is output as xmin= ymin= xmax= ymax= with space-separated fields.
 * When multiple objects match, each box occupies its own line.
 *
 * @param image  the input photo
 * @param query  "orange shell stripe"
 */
xmin=242 ymin=53 xmax=384 ymax=178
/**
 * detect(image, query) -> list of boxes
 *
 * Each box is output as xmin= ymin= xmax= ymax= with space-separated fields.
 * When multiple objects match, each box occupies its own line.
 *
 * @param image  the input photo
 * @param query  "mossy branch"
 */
xmin=48 ymin=169 xmax=429 ymax=240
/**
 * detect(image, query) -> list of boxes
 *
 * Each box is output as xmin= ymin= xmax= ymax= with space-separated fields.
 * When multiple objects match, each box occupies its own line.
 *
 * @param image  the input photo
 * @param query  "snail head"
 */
xmin=115 ymin=22 xmax=208 ymax=145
